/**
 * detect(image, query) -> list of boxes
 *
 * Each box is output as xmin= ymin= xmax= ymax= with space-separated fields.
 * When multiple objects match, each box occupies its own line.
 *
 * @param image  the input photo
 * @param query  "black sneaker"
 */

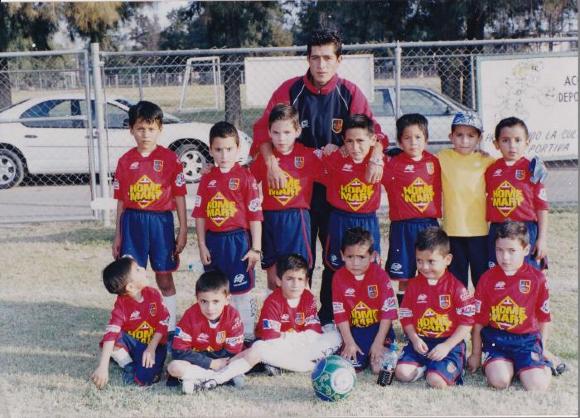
xmin=551 ymin=362 xmax=568 ymax=376
xmin=202 ymin=379 xmax=218 ymax=390
xmin=263 ymin=364 xmax=282 ymax=376
xmin=166 ymin=375 xmax=180 ymax=387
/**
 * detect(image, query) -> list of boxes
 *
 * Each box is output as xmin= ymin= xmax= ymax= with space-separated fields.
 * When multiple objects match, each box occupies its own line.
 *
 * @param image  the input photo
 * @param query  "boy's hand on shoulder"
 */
xmin=427 ymin=342 xmax=451 ymax=361
xmin=267 ymin=156 xmax=287 ymax=190
xmin=322 ymin=143 xmax=340 ymax=156
xmin=200 ymin=162 xmax=213 ymax=176
xmin=467 ymin=353 xmax=481 ymax=373
xmin=91 ymin=365 xmax=109 ymax=389
xmin=199 ymin=244 xmax=212 ymax=265
xmin=210 ymin=357 xmax=229 ymax=371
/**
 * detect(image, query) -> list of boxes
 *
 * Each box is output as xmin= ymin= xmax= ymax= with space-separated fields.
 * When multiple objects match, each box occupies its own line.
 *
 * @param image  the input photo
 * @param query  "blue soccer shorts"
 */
xmin=205 ymin=228 xmax=254 ymax=294
xmin=120 ymin=209 xmax=178 ymax=273
xmin=262 ymin=209 xmax=313 ymax=269
xmin=348 ymin=323 xmax=396 ymax=371
xmin=398 ymin=336 xmax=466 ymax=385
xmin=115 ymin=331 xmax=166 ymax=386
xmin=324 ymin=209 xmax=381 ymax=271
xmin=488 ymin=221 xmax=540 ymax=270
xmin=481 ymin=326 xmax=549 ymax=375
xmin=386 ymin=218 xmax=439 ymax=280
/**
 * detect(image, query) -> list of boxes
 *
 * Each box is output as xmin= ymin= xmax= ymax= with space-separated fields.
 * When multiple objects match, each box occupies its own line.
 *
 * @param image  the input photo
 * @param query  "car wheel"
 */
xmin=176 ymin=142 xmax=211 ymax=183
xmin=0 ymin=149 xmax=25 ymax=189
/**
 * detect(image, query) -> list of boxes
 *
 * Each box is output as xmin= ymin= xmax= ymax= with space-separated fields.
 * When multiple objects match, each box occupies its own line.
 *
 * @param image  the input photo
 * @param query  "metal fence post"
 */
xmin=82 ymin=49 xmax=98 ymax=219
xmin=138 ymin=66 xmax=144 ymax=100
xmin=395 ymin=41 xmax=402 ymax=119
xmin=91 ymin=42 xmax=111 ymax=226
xmin=470 ymin=54 xmax=476 ymax=110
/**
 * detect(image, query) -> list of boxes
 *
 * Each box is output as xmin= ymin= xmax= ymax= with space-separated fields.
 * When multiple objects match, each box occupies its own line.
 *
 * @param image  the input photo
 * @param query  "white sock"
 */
xmin=111 ymin=348 xmax=132 ymax=368
xmin=214 ymin=358 xmax=251 ymax=384
xmin=231 ymin=293 xmax=257 ymax=340
xmin=182 ymin=364 xmax=216 ymax=381
xmin=164 ymin=295 xmax=177 ymax=331
xmin=411 ymin=366 xmax=426 ymax=382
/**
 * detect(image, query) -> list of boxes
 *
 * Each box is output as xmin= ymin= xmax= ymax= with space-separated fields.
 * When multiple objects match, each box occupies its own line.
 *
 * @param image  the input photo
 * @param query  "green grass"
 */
xmin=0 ymin=213 xmax=577 ymax=416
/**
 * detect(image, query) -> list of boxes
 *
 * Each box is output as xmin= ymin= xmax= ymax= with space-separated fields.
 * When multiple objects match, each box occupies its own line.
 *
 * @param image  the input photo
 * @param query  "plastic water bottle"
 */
xmin=377 ymin=342 xmax=398 ymax=386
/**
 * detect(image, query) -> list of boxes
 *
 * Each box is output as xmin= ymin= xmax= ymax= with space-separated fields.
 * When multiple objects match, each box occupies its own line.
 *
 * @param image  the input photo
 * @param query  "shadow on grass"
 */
xmin=0 ymin=301 xmax=110 ymax=380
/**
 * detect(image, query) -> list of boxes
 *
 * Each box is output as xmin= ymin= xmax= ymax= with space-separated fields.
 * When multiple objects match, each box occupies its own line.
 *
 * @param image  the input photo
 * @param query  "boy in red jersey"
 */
xmin=91 ymin=257 xmax=170 ymax=388
xmin=395 ymin=227 xmax=474 ymax=388
xmin=198 ymin=254 xmax=342 ymax=388
xmin=112 ymin=101 xmax=187 ymax=335
xmin=167 ymin=271 xmax=244 ymax=394
xmin=193 ymin=121 xmax=263 ymax=340
xmin=485 ymin=117 xmax=549 ymax=270
xmin=382 ymin=113 xmax=442 ymax=303
xmin=468 ymin=221 xmax=552 ymax=391
xmin=318 ymin=114 xmax=385 ymax=325
xmin=332 ymin=228 xmax=398 ymax=372
xmin=250 ymin=105 xmax=318 ymax=291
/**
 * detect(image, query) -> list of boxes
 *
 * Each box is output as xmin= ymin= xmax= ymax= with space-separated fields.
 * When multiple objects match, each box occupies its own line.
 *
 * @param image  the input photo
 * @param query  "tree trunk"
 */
xmin=0 ymin=57 xmax=12 ymax=108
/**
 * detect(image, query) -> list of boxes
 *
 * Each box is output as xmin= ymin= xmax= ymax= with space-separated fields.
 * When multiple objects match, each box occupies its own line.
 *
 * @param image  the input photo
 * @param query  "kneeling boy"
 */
xmin=167 ymin=271 xmax=244 ymax=394
xmin=396 ymin=227 xmax=474 ymax=388
xmin=91 ymin=257 xmax=170 ymax=388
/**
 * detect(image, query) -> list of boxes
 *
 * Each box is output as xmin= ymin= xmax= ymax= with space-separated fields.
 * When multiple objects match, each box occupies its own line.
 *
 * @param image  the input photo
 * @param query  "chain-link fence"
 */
xmin=0 ymin=38 xmax=577 ymax=223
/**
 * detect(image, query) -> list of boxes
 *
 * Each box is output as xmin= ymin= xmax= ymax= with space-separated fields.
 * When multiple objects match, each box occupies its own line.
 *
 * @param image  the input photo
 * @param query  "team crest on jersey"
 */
xmin=153 ymin=160 xmax=163 ymax=172
xmin=515 ymin=169 xmax=525 ymax=180
xmin=295 ymin=312 xmax=305 ymax=326
xmin=332 ymin=118 xmax=343 ymax=134
xmin=129 ymin=175 xmax=163 ymax=208
xmin=490 ymin=296 xmax=528 ymax=330
xmin=294 ymin=156 xmax=304 ymax=169
xmin=417 ymin=308 xmax=451 ymax=338
xmin=439 ymin=294 xmax=451 ymax=309
xmin=216 ymin=331 xmax=226 ymax=344
xmin=426 ymin=162 xmax=435 ymax=175
xmin=519 ymin=280 xmax=531 ymax=294
xmin=492 ymin=180 xmax=524 ymax=217
xmin=206 ymin=192 xmax=238 ymax=227
xmin=229 ymin=178 xmax=240 ymax=190
xmin=340 ymin=178 xmax=374 ymax=211
xmin=350 ymin=301 xmax=378 ymax=327
xmin=269 ymin=170 xmax=301 ymax=206
xmin=367 ymin=285 xmax=378 ymax=299
xmin=149 ymin=303 xmax=157 ymax=317
xmin=128 ymin=320 xmax=154 ymax=344
xmin=403 ymin=177 xmax=434 ymax=212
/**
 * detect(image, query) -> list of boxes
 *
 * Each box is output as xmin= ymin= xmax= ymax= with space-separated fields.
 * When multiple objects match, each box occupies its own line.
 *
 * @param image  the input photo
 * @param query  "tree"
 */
xmin=160 ymin=1 xmax=292 ymax=127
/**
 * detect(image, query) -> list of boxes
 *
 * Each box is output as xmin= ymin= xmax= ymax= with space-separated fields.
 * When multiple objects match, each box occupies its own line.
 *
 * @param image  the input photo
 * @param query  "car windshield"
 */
xmin=112 ymin=98 xmax=181 ymax=124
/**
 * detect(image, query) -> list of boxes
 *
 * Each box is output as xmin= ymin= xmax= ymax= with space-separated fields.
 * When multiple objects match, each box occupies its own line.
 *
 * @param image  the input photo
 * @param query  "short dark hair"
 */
xmin=307 ymin=29 xmax=342 ymax=57
xmin=102 ymin=257 xmax=135 ymax=295
xmin=343 ymin=114 xmax=374 ymax=136
xmin=494 ymin=117 xmax=529 ymax=141
xmin=128 ymin=100 xmax=163 ymax=128
xmin=209 ymin=121 xmax=240 ymax=147
xmin=276 ymin=254 xmax=309 ymax=279
xmin=396 ymin=113 xmax=429 ymax=143
xmin=415 ymin=226 xmax=450 ymax=255
xmin=195 ymin=270 xmax=230 ymax=295
xmin=494 ymin=221 xmax=530 ymax=247
xmin=341 ymin=227 xmax=374 ymax=253
xmin=268 ymin=104 xmax=300 ymax=130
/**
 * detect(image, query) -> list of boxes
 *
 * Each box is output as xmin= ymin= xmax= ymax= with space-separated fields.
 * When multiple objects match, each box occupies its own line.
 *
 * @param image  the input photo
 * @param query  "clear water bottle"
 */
xmin=377 ymin=342 xmax=398 ymax=386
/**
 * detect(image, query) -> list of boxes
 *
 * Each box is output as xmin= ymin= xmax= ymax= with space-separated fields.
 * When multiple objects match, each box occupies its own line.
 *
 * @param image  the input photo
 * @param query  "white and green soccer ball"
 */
xmin=311 ymin=355 xmax=356 ymax=402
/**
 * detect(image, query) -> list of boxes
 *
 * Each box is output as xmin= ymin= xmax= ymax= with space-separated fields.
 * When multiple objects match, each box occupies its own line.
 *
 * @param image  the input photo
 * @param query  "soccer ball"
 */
xmin=311 ymin=355 xmax=356 ymax=402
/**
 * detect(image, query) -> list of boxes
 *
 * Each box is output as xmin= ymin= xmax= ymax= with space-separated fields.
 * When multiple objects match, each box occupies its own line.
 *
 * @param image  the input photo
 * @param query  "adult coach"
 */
xmin=252 ymin=30 xmax=388 ymax=325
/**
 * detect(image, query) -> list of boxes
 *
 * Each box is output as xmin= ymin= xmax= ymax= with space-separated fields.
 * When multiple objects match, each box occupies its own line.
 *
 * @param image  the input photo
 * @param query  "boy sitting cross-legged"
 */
xmin=91 ymin=256 xmax=170 ymax=389
xmin=199 ymin=254 xmax=343 ymax=388
xmin=167 ymin=271 xmax=245 ymax=394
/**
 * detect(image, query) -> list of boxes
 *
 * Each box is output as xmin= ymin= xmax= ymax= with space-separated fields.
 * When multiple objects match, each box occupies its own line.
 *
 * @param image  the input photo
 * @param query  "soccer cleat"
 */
xmin=230 ymin=374 xmax=245 ymax=389
xmin=263 ymin=364 xmax=283 ymax=376
xmin=551 ymin=362 xmax=568 ymax=377
xmin=202 ymin=379 xmax=218 ymax=391
xmin=122 ymin=363 xmax=136 ymax=385
xmin=181 ymin=378 xmax=202 ymax=394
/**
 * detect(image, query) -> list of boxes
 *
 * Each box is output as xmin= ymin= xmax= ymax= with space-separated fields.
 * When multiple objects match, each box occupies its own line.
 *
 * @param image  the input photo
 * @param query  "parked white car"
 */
xmin=372 ymin=86 xmax=471 ymax=152
xmin=0 ymin=95 xmax=252 ymax=189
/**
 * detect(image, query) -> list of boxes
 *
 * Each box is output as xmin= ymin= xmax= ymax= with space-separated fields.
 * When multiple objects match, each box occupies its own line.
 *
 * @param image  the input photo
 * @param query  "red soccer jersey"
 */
xmin=101 ymin=286 xmax=170 ymax=346
xmin=113 ymin=146 xmax=186 ymax=211
xmin=172 ymin=304 xmax=244 ymax=354
xmin=382 ymin=151 xmax=442 ymax=221
xmin=319 ymin=152 xmax=382 ymax=213
xmin=332 ymin=263 xmax=398 ymax=327
xmin=250 ymin=143 xmax=318 ymax=210
xmin=192 ymin=164 xmax=263 ymax=232
xmin=473 ymin=264 xmax=551 ymax=334
xmin=485 ymin=157 xmax=549 ymax=222
xmin=399 ymin=271 xmax=475 ymax=339
xmin=256 ymin=288 xmax=322 ymax=340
